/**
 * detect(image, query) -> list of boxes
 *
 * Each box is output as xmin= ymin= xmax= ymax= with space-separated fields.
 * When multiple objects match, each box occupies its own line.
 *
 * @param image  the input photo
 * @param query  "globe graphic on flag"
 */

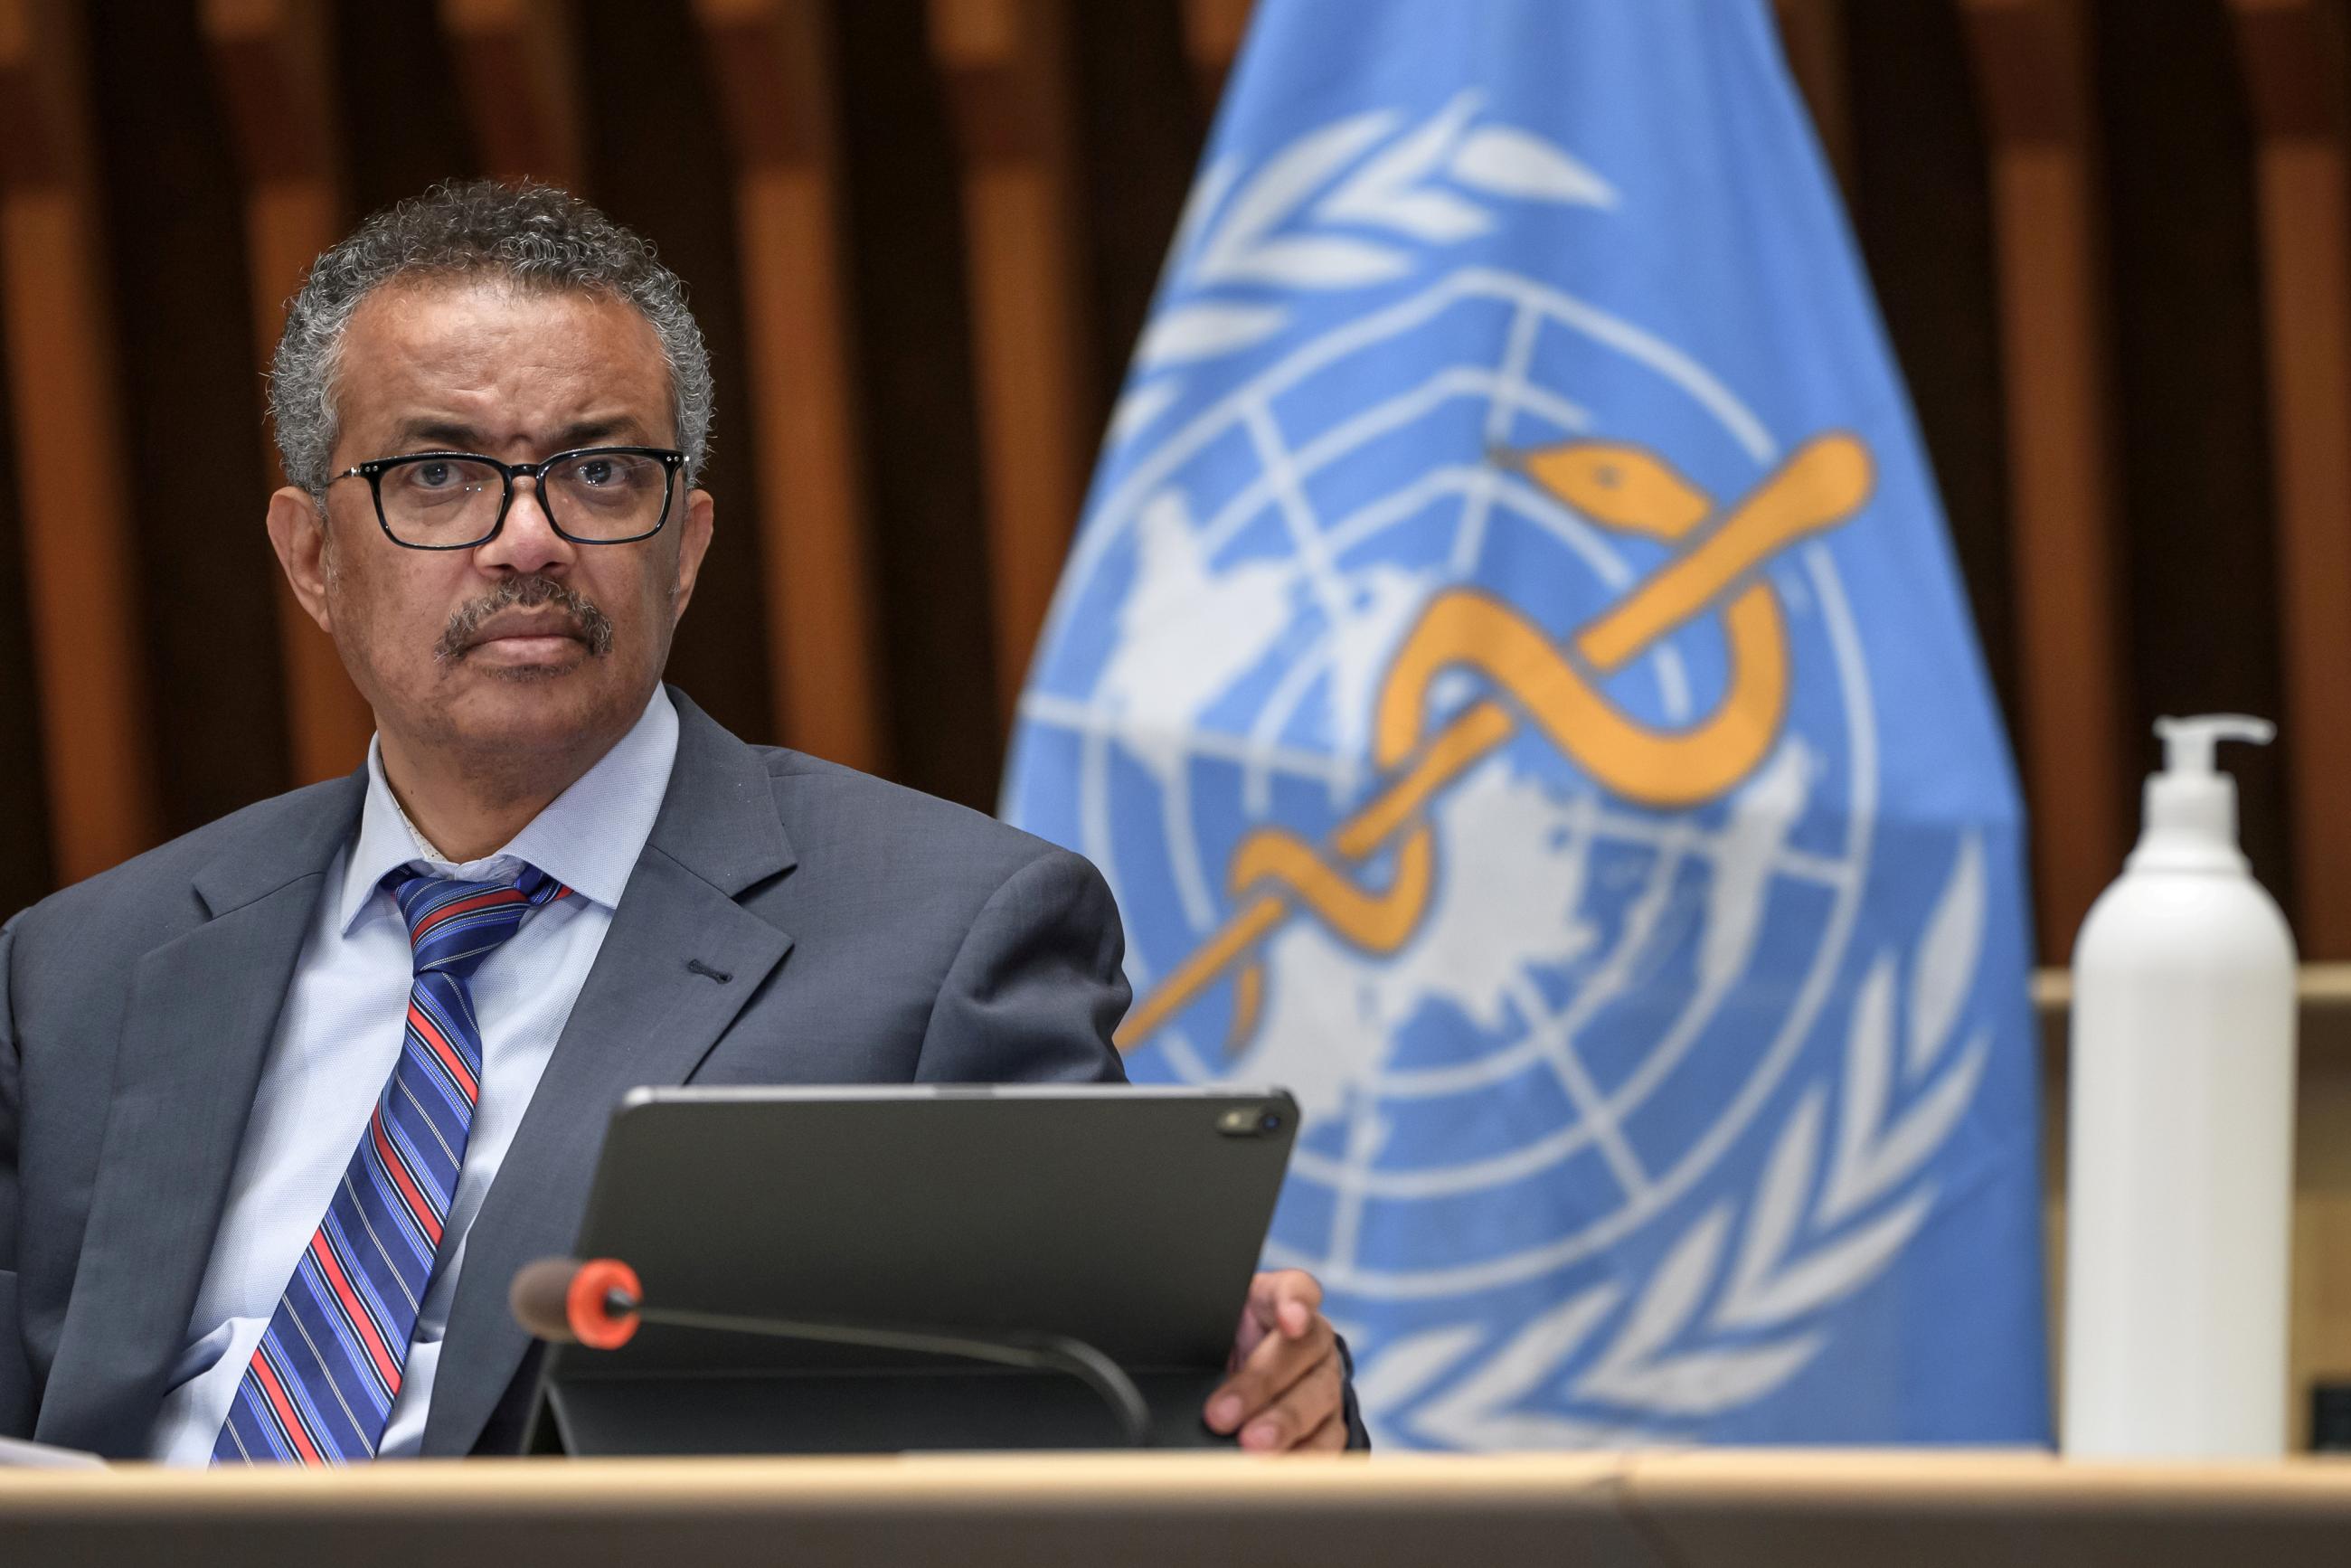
xmin=1024 ymin=268 xmax=1878 ymax=1310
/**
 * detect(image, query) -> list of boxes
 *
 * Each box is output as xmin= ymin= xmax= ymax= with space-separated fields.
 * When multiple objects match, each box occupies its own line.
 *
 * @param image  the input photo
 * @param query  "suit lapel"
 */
xmin=422 ymin=694 xmax=796 ymax=1455
xmin=37 ymin=776 xmax=366 ymax=1456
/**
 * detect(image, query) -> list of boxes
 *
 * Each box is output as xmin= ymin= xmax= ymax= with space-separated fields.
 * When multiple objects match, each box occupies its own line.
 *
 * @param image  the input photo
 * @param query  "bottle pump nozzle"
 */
xmin=2155 ymin=714 xmax=2274 ymax=776
xmin=2133 ymin=714 xmax=2273 ymax=873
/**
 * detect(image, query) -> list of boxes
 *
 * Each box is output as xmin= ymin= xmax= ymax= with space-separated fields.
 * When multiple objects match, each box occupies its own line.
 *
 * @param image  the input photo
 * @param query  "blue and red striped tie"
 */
xmin=213 ymin=865 xmax=565 ymax=1465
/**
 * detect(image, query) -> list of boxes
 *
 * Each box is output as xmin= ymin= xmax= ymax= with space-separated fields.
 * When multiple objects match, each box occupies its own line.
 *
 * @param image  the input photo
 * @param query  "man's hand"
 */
xmin=1202 ymin=1269 xmax=1349 ymax=1452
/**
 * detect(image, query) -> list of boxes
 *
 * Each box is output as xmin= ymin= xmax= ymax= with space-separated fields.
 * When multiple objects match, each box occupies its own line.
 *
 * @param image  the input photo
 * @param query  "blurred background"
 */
xmin=3 ymin=0 xmax=2338 ymax=964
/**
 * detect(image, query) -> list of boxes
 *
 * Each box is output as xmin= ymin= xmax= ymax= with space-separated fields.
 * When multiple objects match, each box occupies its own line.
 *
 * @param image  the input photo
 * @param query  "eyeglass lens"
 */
xmin=376 ymin=451 xmax=671 ymax=544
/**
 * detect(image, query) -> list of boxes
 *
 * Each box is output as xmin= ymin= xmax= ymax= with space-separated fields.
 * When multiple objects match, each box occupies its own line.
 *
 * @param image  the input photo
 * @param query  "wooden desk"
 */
xmin=4 ymin=1450 xmax=2349 ymax=1567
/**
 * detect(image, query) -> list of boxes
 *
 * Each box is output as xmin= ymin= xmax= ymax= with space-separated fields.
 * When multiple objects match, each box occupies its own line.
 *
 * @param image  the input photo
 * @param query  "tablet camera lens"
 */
xmin=1259 ymin=1110 xmax=1282 ymax=1132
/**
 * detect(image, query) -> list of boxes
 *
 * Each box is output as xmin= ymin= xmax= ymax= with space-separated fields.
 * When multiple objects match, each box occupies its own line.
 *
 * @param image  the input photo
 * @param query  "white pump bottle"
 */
xmin=2062 ymin=714 xmax=2298 ymax=1457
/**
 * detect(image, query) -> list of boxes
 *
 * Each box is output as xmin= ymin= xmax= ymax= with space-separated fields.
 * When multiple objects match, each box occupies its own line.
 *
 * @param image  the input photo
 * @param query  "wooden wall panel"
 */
xmin=0 ymin=0 xmax=163 ymax=883
xmin=1962 ymin=0 xmax=2132 ymax=962
xmin=86 ymin=0 xmax=292 ymax=838
xmin=439 ymin=0 xmax=585 ymax=189
xmin=2095 ymin=0 xmax=2294 ymax=913
xmin=691 ymin=0 xmax=886 ymax=770
xmin=0 ymin=0 xmax=2342 ymax=980
xmin=931 ymin=0 xmax=1097 ymax=724
xmin=1775 ymin=0 xmax=1855 ymax=190
xmin=576 ymin=0 xmax=777 ymax=750
xmin=202 ymin=0 xmax=377 ymax=788
xmin=334 ymin=0 xmax=478 ymax=213
xmin=0 ymin=231 xmax=51 ymax=913
xmin=1845 ymin=0 xmax=2025 ymax=759
xmin=2233 ymin=0 xmax=2351 ymax=958
xmin=1178 ymin=0 xmax=1250 ymax=113
xmin=1069 ymin=0 xmax=1205 ymax=414
xmin=836 ymin=0 xmax=1001 ymax=808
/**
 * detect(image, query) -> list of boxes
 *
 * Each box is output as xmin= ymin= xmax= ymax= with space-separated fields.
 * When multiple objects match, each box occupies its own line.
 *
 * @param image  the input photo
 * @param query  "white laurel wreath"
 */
xmin=1109 ymin=93 xmax=1616 ymax=448
xmin=1357 ymin=836 xmax=1997 ymax=1450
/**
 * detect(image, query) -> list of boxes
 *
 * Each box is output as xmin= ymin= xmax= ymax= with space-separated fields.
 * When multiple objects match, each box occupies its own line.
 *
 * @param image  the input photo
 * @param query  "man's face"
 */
xmin=279 ymin=277 xmax=713 ymax=773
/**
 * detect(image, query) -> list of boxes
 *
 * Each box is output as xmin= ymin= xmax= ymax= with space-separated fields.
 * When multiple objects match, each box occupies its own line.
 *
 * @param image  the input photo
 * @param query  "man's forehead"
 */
xmin=344 ymin=274 xmax=661 ymax=365
xmin=334 ymin=275 xmax=671 ymax=448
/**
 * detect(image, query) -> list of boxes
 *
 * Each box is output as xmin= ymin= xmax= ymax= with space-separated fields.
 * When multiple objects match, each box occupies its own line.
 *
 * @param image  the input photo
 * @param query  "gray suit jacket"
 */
xmin=0 ymin=690 xmax=1169 ymax=1457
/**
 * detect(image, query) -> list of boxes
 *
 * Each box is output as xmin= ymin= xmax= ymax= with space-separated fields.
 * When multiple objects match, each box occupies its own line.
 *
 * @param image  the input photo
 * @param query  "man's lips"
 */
xmin=462 ymin=611 xmax=587 ymax=653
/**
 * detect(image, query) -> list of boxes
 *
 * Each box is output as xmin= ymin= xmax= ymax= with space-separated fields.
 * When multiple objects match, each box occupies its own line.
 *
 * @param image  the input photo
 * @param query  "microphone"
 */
xmin=510 ymin=1257 xmax=1154 ymax=1447
xmin=511 ymin=1256 xmax=647 ymax=1348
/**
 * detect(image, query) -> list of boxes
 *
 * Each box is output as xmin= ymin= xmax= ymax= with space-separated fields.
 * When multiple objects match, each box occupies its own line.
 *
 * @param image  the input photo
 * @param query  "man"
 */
xmin=0 ymin=182 xmax=1358 ymax=1460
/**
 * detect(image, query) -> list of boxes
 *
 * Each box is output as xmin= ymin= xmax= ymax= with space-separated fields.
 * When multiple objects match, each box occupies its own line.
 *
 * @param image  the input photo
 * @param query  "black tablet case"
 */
xmin=528 ymin=1084 xmax=1299 ymax=1454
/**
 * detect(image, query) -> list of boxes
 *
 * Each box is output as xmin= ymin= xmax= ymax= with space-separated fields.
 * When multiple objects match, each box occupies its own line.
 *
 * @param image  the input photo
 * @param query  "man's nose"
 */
xmin=474 ymin=477 xmax=575 ymax=575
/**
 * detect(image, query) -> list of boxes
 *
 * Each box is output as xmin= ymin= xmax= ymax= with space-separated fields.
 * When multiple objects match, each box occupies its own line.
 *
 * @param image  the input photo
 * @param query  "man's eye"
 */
xmin=413 ymin=461 xmax=457 ymax=488
xmin=574 ymin=458 xmax=617 ymax=486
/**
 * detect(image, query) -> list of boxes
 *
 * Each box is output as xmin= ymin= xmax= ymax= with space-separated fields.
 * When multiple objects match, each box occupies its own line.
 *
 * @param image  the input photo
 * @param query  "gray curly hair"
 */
xmin=269 ymin=179 xmax=713 ymax=496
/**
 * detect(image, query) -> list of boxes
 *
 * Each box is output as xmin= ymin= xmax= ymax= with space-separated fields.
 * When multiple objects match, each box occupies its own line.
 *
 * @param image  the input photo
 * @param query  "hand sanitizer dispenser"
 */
xmin=2062 ymin=715 xmax=2298 ymax=1457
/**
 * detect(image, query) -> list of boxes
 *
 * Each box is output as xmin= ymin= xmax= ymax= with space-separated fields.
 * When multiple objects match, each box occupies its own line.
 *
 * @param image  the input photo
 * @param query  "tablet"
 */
xmin=530 ymin=1083 xmax=1299 ymax=1454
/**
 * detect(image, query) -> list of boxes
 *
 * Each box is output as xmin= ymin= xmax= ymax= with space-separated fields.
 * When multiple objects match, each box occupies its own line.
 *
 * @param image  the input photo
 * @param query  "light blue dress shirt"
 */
xmin=147 ymin=689 xmax=679 ymax=1463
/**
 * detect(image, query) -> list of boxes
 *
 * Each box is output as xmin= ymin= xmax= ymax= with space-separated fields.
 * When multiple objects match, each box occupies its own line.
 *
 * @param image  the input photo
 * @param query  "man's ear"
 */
xmin=266 ymin=486 xmax=335 ymax=635
xmin=669 ymin=485 xmax=716 ymax=619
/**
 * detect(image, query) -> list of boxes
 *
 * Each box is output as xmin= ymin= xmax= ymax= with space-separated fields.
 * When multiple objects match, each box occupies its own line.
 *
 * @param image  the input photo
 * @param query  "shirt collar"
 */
xmin=337 ymin=687 xmax=681 ymax=934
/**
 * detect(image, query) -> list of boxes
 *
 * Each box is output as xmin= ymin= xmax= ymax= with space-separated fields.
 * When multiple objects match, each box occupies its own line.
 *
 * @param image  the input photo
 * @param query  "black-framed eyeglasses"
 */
xmin=327 ymin=447 xmax=686 ymax=550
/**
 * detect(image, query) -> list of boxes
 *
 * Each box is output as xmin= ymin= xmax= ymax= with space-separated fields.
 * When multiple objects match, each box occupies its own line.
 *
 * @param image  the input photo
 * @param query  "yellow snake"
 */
xmin=1119 ymin=432 xmax=1872 ymax=1052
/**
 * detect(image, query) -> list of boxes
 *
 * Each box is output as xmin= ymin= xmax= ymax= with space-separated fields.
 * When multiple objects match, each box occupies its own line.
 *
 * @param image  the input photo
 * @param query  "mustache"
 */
xmin=435 ymin=576 xmax=615 ymax=662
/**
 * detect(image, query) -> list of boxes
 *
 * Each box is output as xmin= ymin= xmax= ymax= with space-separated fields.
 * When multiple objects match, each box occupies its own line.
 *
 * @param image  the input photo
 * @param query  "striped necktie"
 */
xmin=213 ymin=865 xmax=567 ymax=1465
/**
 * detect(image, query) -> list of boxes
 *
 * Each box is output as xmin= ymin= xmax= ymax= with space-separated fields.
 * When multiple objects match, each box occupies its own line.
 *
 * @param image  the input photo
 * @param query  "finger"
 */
xmin=1237 ymin=1347 xmax=1347 ymax=1452
xmin=1251 ymin=1270 xmax=1323 ymax=1339
xmin=1297 ymin=1404 xmax=1348 ymax=1452
xmin=1205 ymin=1317 xmax=1336 ymax=1433
xmin=1232 ymin=1270 xmax=1323 ymax=1365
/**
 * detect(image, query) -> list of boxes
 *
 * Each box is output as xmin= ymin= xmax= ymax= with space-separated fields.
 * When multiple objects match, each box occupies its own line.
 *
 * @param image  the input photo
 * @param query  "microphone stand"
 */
xmin=558 ymin=1275 xmax=1156 ymax=1449
xmin=624 ymin=1298 xmax=1153 ymax=1448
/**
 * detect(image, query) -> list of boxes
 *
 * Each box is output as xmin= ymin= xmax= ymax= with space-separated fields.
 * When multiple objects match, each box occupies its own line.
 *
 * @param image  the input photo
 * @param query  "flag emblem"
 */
xmin=1008 ymin=8 xmax=2044 ymax=1448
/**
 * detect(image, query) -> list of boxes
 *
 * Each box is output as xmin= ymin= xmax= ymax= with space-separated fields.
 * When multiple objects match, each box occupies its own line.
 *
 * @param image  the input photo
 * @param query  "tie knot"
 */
xmin=388 ymin=864 xmax=566 ymax=978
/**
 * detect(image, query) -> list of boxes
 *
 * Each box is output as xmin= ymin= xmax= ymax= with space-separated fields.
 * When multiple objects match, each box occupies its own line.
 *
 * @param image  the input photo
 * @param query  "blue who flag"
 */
xmin=1004 ymin=0 xmax=2047 ymax=1447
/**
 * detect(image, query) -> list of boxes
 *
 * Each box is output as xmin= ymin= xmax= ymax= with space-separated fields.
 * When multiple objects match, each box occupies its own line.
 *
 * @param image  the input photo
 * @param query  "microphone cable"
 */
xmin=515 ymin=1257 xmax=1155 ymax=1448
